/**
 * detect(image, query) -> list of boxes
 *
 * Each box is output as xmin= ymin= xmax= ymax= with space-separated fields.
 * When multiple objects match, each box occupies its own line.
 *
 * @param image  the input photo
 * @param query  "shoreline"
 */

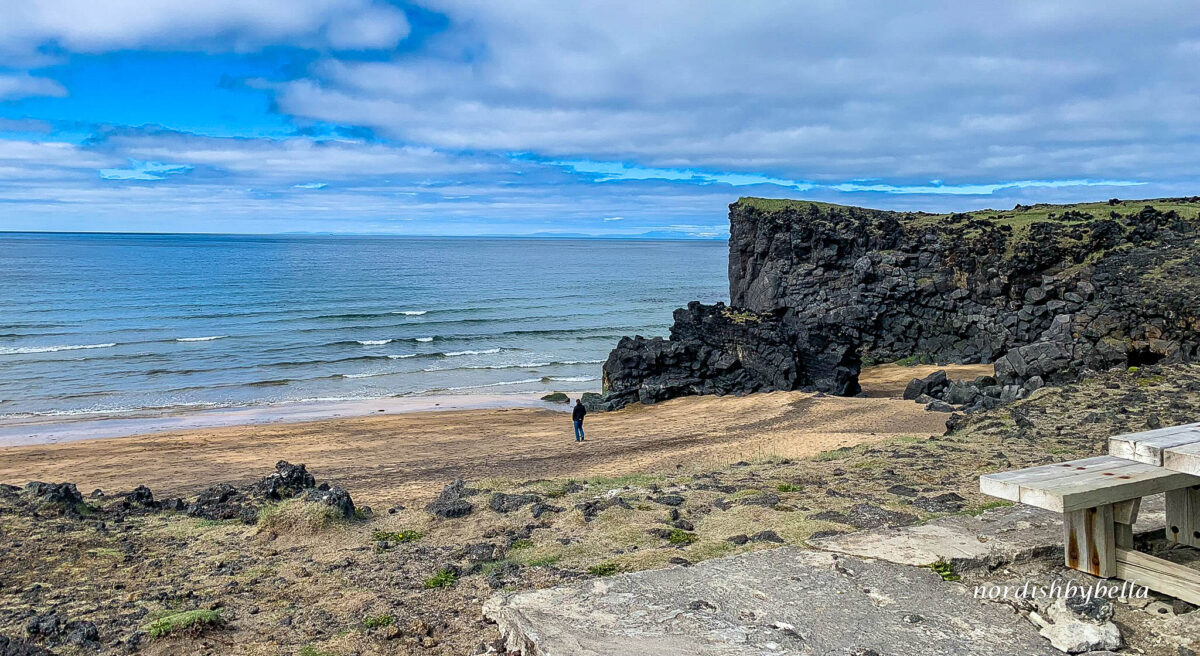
xmin=0 ymin=391 xmax=580 ymax=447
xmin=0 ymin=363 xmax=993 ymax=503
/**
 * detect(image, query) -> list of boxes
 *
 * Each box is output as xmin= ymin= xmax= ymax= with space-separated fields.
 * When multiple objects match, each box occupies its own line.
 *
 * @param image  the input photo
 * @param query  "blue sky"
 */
xmin=1 ymin=1 xmax=1198 ymax=237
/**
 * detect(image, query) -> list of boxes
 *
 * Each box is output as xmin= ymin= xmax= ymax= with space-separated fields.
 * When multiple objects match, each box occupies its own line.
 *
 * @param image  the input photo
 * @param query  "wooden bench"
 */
xmin=981 ymin=431 xmax=1200 ymax=604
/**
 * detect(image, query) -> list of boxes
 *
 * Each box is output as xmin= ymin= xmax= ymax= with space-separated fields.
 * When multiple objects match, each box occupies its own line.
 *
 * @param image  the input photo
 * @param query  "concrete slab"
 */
xmin=483 ymin=548 xmax=1058 ymax=656
xmin=807 ymin=495 xmax=1166 ymax=569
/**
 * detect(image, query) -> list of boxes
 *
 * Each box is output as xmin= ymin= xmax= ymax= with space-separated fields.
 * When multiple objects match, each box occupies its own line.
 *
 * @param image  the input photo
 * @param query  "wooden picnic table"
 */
xmin=980 ymin=423 xmax=1200 ymax=604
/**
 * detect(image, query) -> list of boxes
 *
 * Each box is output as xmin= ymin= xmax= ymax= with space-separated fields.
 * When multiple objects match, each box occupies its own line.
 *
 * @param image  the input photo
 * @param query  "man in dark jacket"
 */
xmin=572 ymin=398 xmax=587 ymax=442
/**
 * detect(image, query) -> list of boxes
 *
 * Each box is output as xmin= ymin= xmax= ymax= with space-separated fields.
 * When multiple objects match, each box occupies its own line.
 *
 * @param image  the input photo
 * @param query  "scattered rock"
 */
xmin=489 ymin=493 xmax=541 ymax=514
xmin=426 ymin=479 xmax=474 ymax=519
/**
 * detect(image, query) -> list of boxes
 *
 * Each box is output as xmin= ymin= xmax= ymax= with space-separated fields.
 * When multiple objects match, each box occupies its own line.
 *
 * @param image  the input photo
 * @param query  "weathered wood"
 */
xmin=1115 ymin=548 xmax=1200 ymax=605
xmin=1165 ymin=485 xmax=1200 ymax=549
xmin=1064 ymin=504 xmax=1116 ymax=578
xmin=980 ymin=456 xmax=1141 ymax=505
xmin=1109 ymin=425 xmax=1200 ymax=465
xmin=1164 ymin=441 xmax=1200 ymax=476
xmin=1113 ymin=498 xmax=1141 ymax=524
xmin=1113 ymin=498 xmax=1140 ymax=549
xmin=1021 ymin=465 xmax=1200 ymax=513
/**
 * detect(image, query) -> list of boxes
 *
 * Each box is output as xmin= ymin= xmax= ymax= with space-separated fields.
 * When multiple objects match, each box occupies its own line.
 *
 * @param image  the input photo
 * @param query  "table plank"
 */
xmin=980 ymin=456 xmax=1136 ymax=502
xmin=1109 ymin=424 xmax=1200 ymax=465
xmin=1163 ymin=441 xmax=1200 ymax=476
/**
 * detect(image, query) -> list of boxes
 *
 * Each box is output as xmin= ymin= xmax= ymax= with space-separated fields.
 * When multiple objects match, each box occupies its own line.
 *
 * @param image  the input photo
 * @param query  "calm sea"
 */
xmin=0 ymin=234 xmax=727 ymax=424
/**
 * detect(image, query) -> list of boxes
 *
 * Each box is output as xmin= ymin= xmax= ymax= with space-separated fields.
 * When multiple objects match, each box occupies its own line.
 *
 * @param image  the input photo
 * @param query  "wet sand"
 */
xmin=0 ymin=363 xmax=992 ymax=504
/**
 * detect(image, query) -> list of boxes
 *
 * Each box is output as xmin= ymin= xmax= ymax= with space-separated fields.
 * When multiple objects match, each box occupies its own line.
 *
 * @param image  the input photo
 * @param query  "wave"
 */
xmin=176 ymin=335 xmax=227 ymax=342
xmin=422 ymin=358 xmax=605 ymax=372
xmin=443 ymin=348 xmax=502 ymax=357
xmin=415 ymin=337 xmax=434 ymax=343
xmin=445 ymin=378 xmax=545 ymax=391
xmin=388 ymin=354 xmax=417 ymax=359
xmin=393 ymin=310 xmax=428 ymax=316
xmin=357 ymin=339 xmax=392 ymax=346
xmin=0 ymin=343 xmax=116 ymax=355
xmin=541 ymin=375 xmax=601 ymax=382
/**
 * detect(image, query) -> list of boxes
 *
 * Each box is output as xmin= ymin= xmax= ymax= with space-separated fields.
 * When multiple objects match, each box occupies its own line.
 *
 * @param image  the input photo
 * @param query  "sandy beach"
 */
xmin=0 ymin=363 xmax=991 ymax=504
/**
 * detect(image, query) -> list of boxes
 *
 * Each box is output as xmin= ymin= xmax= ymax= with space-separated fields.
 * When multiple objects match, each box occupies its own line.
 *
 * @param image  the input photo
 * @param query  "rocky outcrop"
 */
xmin=602 ymin=197 xmax=1200 ymax=408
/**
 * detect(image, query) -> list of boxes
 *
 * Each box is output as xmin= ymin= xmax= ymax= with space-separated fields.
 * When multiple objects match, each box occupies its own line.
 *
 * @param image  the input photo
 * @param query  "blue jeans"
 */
xmin=574 ymin=420 xmax=585 ymax=440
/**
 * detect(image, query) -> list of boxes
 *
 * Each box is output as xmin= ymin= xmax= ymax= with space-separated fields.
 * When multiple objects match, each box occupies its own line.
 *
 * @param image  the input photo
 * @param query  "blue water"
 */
xmin=0 ymin=234 xmax=727 ymax=421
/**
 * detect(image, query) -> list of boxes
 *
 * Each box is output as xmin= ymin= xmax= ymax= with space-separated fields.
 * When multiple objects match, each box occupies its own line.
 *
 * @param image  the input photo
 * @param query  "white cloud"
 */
xmin=0 ymin=74 xmax=67 ymax=100
xmin=272 ymin=1 xmax=1200 ymax=185
xmin=0 ymin=0 xmax=409 ymax=60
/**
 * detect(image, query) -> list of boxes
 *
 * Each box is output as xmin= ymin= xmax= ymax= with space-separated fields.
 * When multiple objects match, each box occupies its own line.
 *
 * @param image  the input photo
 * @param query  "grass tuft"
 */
xmin=256 ymin=499 xmax=345 ymax=534
xmin=144 ymin=609 xmax=224 ymax=639
xmin=371 ymin=529 xmax=421 ymax=543
xmin=667 ymin=529 xmax=699 ymax=545
xmin=423 ymin=567 xmax=459 ymax=589
xmin=362 ymin=614 xmax=394 ymax=629
xmin=929 ymin=560 xmax=961 ymax=581
xmin=587 ymin=562 xmax=620 ymax=576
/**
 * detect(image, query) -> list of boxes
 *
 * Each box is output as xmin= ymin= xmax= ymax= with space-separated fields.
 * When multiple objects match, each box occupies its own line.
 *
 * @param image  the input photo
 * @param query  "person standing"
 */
xmin=572 ymin=398 xmax=587 ymax=442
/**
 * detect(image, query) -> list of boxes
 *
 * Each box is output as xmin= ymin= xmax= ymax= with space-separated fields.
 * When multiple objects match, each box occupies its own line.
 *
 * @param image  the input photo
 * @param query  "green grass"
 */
xmin=143 ymin=610 xmax=224 ymax=639
xmin=423 ymin=567 xmax=459 ymax=589
xmin=587 ymin=562 xmax=620 ymax=576
xmin=299 ymin=646 xmax=337 ymax=656
xmin=362 ymin=614 xmax=394 ymax=629
xmin=667 ymin=529 xmax=699 ymax=545
xmin=509 ymin=538 xmax=534 ymax=550
xmin=894 ymin=353 xmax=934 ymax=366
xmin=776 ymin=483 xmax=803 ymax=493
xmin=525 ymin=554 xmax=563 ymax=567
xmin=928 ymin=560 xmax=961 ymax=582
xmin=371 ymin=529 xmax=421 ymax=543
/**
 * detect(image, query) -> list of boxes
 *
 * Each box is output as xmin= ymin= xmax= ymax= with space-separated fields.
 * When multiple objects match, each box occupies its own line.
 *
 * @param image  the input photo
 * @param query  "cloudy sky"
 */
xmin=1 ymin=1 xmax=1197 ymax=236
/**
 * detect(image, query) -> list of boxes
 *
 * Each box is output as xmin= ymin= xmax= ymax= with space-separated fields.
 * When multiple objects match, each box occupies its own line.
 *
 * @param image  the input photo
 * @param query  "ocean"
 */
xmin=0 ymin=234 xmax=727 ymax=428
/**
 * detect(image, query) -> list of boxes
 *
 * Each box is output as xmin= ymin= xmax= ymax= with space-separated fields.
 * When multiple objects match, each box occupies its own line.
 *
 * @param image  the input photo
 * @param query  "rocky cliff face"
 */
xmin=601 ymin=197 xmax=1200 ymax=409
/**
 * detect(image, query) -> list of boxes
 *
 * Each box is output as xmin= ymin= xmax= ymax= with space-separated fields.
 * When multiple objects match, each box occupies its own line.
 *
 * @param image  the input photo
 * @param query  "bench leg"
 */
xmin=1065 ymin=504 xmax=1116 ymax=577
xmin=1113 ymin=498 xmax=1141 ymax=549
xmin=1166 ymin=485 xmax=1200 ymax=548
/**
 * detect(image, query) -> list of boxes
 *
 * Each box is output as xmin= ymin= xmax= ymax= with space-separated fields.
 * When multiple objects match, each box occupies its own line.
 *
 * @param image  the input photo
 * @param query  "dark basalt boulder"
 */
xmin=601 ymin=198 xmax=1200 ymax=408
xmin=301 ymin=486 xmax=356 ymax=519
xmin=253 ymin=460 xmax=316 ymax=500
xmin=426 ymin=479 xmax=474 ymax=519
xmin=0 ymin=634 xmax=58 ymax=656
xmin=22 ymin=483 xmax=81 ymax=507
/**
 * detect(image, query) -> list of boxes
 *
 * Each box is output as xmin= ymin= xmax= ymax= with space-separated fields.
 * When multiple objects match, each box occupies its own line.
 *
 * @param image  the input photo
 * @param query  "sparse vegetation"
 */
xmin=299 ymin=646 xmax=337 ymax=656
xmin=541 ymin=392 xmax=569 ymax=403
xmin=587 ymin=562 xmax=620 ymax=576
xmin=776 ymin=483 xmax=802 ymax=492
xmin=371 ymin=529 xmax=421 ymax=543
xmin=929 ymin=560 xmax=961 ymax=582
xmin=667 ymin=529 xmax=698 ymax=545
xmin=144 ymin=610 xmax=224 ymax=639
xmin=423 ymin=567 xmax=459 ymax=589
xmin=256 ymin=499 xmax=345 ymax=534
xmin=362 ymin=614 xmax=394 ymax=629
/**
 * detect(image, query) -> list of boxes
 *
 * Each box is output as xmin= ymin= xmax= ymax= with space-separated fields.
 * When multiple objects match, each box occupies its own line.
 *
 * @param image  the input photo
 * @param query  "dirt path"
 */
xmin=0 ymin=364 xmax=991 ymax=504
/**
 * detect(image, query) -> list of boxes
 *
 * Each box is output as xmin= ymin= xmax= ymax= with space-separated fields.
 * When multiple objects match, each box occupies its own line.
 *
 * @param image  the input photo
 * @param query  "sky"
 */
xmin=0 ymin=1 xmax=1198 ymax=237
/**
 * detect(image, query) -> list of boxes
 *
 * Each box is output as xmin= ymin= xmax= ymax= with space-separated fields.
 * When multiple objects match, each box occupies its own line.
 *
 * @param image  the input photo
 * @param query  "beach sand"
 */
xmin=0 ymin=363 xmax=993 ymax=505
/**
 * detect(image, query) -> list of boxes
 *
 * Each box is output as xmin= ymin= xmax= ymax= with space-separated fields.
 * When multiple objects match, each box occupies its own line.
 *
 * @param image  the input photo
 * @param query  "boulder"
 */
xmin=426 ymin=479 xmax=474 ymax=519
xmin=253 ymin=460 xmax=316 ymax=500
xmin=302 ymin=486 xmax=356 ymax=519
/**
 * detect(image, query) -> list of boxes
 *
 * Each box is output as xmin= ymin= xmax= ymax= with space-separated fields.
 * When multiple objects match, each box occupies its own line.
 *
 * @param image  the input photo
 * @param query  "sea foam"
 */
xmin=0 ymin=343 xmax=117 ymax=355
